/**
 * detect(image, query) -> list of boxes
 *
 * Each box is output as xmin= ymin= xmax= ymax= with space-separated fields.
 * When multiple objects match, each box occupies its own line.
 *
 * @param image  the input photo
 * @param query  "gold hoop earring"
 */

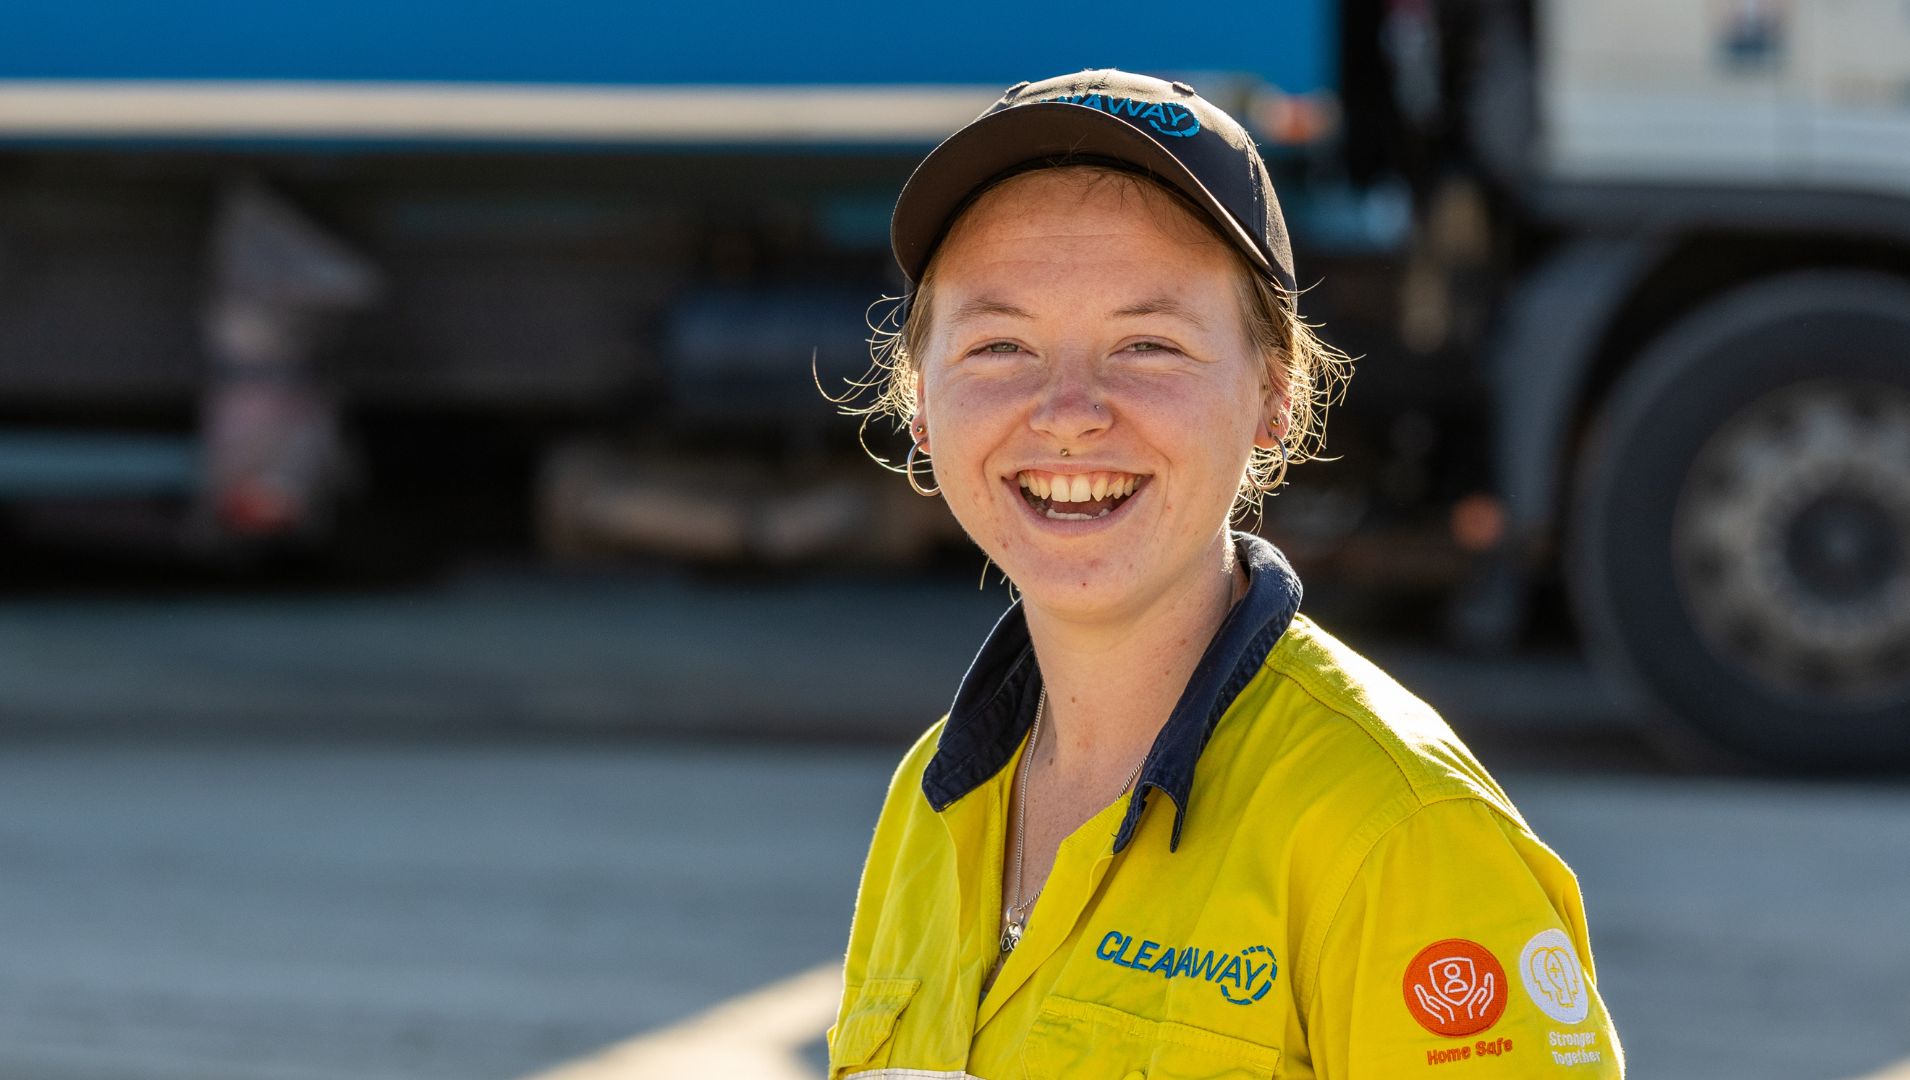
xmin=905 ymin=442 xmax=941 ymax=497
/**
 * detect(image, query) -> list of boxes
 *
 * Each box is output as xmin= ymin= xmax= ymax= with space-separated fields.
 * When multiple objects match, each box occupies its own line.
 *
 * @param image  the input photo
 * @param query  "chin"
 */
xmin=991 ymin=528 xmax=1236 ymax=621
xmin=992 ymin=548 xmax=1158 ymax=618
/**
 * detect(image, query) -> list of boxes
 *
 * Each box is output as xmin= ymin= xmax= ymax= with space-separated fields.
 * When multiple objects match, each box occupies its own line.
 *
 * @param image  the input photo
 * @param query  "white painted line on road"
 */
xmin=519 ymin=962 xmax=841 ymax=1080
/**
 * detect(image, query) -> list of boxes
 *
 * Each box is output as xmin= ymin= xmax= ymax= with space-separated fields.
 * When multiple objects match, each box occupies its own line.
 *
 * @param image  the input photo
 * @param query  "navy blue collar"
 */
xmin=921 ymin=532 xmax=1304 ymax=853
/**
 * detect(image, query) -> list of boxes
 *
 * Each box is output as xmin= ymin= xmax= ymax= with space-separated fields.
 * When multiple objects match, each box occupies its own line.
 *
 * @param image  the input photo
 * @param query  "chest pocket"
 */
xmin=828 ymin=977 xmax=921 ymax=1080
xmin=1022 ymin=996 xmax=1281 ymax=1080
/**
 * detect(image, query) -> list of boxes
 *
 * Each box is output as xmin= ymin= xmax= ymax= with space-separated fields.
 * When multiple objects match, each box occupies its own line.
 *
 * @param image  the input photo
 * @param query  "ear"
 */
xmin=1253 ymin=389 xmax=1291 ymax=451
xmin=909 ymin=384 xmax=929 ymax=452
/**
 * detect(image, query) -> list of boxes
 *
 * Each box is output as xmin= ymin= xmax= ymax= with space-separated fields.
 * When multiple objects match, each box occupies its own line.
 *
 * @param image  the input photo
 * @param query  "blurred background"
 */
xmin=0 ymin=0 xmax=1906 ymax=1077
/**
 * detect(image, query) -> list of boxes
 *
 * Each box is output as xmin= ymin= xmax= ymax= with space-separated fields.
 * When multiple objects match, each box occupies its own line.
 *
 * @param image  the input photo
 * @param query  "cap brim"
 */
xmin=891 ymin=101 xmax=1275 ymax=286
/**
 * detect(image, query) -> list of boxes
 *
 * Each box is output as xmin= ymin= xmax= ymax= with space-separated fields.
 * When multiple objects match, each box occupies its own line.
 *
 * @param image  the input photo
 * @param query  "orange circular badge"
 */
xmin=1402 ymin=938 xmax=1508 ymax=1037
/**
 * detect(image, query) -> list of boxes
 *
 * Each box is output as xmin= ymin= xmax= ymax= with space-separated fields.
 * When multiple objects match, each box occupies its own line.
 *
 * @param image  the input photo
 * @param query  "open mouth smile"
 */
xmin=1015 ymin=469 xmax=1149 ymax=521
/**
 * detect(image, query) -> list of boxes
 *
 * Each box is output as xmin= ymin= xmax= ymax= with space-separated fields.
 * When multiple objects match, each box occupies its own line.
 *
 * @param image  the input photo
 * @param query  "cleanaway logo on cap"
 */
xmin=1039 ymin=93 xmax=1201 ymax=138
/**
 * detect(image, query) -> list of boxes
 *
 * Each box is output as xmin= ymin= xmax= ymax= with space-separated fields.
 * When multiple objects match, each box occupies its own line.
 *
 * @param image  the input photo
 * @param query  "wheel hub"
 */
xmin=1783 ymin=491 xmax=1899 ymax=603
xmin=1673 ymin=380 xmax=1910 ymax=703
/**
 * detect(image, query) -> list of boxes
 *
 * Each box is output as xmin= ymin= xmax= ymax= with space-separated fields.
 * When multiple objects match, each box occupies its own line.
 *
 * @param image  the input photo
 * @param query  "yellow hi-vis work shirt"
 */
xmin=830 ymin=533 xmax=1623 ymax=1079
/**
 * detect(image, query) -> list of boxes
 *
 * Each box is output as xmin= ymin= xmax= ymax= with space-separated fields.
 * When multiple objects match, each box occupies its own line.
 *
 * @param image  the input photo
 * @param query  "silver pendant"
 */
xmin=1000 ymin=917 xmax=1025 ymax=955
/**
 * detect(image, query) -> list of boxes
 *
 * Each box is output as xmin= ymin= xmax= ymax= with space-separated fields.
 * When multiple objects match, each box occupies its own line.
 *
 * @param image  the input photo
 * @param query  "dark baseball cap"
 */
xmin=891 ymin=68 xmax=1295 ymax=294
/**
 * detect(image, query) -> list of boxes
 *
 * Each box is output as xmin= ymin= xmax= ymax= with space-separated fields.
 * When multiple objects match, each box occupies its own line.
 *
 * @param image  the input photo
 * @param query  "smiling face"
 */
xmin=913 ymin=168 xmax=1278 ymax=624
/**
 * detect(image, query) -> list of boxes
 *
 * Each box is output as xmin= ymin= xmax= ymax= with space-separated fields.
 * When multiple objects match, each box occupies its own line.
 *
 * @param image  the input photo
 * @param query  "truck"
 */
xmin=1396 ymin=0 xmax=1910 ymax=772
xmin=0 ymin=0 xmax=1904 ymax=769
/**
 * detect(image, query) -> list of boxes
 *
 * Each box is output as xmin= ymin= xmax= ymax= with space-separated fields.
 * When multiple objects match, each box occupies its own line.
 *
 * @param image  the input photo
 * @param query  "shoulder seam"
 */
xmin=1290 ymin=789 xmax=1420 ymax=1015
xmin=1261 ymin=633 xmax=1510 ymax=815
xmin=1260 ymin=646 xmax=1426 ymax=803
xmin=1303 ymin=800 xmax=1431 ymax=1018
xmin=1298 ymin=795 xmax=1527 ymax=1018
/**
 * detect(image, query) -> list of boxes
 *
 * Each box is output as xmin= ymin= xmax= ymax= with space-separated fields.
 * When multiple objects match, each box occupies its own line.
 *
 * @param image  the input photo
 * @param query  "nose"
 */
xmin=1028 ymin=360 xmax=1110 ymax=446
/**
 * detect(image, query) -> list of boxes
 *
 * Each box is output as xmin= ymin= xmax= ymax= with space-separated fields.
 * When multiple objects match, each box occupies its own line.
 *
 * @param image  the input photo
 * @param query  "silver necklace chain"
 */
xmin=1000 ymin=685 xmax=1147 ymax=957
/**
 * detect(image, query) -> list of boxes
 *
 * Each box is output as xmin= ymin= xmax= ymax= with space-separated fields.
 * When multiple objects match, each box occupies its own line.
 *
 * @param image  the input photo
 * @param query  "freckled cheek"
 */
xmin=1145 ymin=396 xmax=1257 ymax=505
xmin=935 ymin=377 xmax=1025 ymax=420
xmin=923 ymin=430 xmax=1005 ymax=520
xmin=925 ymin=386 xmax=1021 ymax=490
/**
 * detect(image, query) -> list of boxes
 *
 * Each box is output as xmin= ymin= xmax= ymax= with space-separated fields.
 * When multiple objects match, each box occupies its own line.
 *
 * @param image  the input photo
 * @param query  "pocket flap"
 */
xmin=828 ymin=977 xmax=921 ymax=1072
xmin=1027 ymin=996 xmax=1282 ymax=1079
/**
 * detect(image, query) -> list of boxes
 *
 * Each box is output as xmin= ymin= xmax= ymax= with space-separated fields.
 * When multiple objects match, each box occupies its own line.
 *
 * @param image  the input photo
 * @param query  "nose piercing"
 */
xmin=1060 ymin=448 xmax=1071 ymax=457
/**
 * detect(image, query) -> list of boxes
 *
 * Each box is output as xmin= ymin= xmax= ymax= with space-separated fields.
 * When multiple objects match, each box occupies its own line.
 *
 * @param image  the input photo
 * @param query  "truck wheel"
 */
xmin=1570 ymin=272 xmax=1910 ymax=771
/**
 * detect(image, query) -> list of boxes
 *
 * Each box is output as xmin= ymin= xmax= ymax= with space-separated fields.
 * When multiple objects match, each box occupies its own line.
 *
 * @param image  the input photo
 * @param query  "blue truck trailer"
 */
xmin=1 ymin=0 xmax=1907 ymax=769
xmin=0 ymin=0 xmax=1347 ymax=546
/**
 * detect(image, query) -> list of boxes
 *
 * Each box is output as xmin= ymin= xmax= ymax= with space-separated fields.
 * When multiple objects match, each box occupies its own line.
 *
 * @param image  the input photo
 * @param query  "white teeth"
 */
xmin=1042 ymin=506 xmax=1118 ymax=521
xmin=1017 ymin=470 xmax=1144 ymax=505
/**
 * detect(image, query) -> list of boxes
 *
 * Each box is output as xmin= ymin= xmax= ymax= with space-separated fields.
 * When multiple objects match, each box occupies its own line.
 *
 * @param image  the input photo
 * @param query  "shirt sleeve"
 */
xmin=1305 ymin=796 xmax=1625 ymax=1078
xmin=826 ymin=721 xmax=945 ymax=1065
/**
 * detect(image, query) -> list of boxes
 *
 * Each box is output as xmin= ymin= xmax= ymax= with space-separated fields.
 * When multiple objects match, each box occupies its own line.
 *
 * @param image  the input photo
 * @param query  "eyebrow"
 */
xmin=944 ymin=293 xmax=1210 ymax=330
xmin=1110 ymin=295 xmax=1209 ymax=330
xmin=945 ymin=296 xmax=1037 ymax=326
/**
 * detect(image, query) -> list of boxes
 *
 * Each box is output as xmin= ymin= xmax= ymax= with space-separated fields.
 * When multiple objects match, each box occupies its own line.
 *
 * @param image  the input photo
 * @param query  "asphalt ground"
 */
xmin=0 ymin=571 xmax=1903 ymax=1079
xmin=0 ymin=568 xmax=1628 ymax=749
xmin=1 ymin=743 xmax=1907 ymax=1080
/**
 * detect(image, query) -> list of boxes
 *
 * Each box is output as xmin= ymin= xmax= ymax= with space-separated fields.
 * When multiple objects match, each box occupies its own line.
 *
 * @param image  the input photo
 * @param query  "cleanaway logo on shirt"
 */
xmin=1095 ymin=930 xmax=1278 ymax=1005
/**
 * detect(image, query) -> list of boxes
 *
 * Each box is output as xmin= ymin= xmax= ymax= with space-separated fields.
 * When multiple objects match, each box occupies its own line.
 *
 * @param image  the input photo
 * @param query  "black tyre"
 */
xmin=1571 ymin=271 xmax=1910 ymax=771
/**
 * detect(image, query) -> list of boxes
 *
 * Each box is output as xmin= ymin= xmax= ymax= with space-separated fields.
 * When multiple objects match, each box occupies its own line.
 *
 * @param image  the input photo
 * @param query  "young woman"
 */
xmin=829 ymin=69 xmax=1624 ymax=1079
